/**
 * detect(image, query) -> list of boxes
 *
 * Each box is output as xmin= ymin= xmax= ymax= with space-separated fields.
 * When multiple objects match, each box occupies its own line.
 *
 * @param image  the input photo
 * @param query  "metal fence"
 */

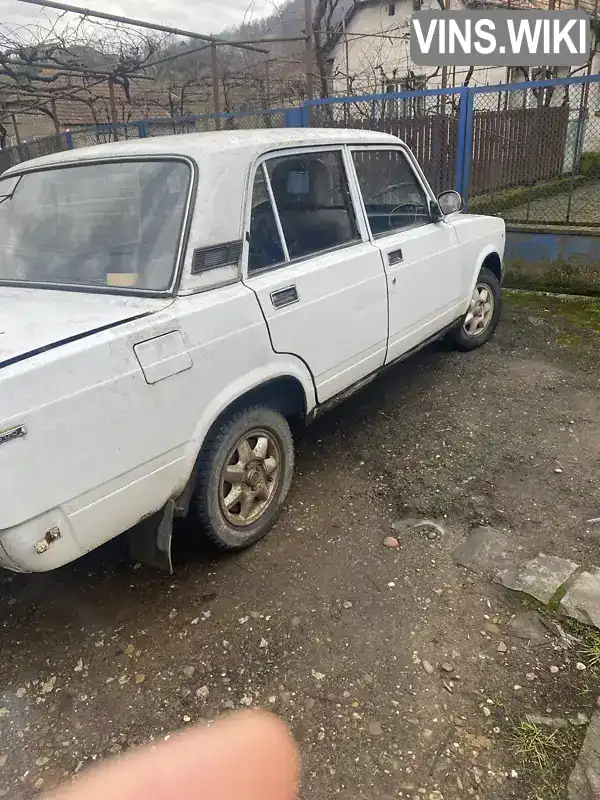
xmin=2 ymin=76 xmax=600 ymax=227
xmin=0 ymin=106 xmax=287 ymax=175
xmin=304 ymin=74 xmax=600 ymax=227
xmin=467 ymin=77 xmax=600 ymax=227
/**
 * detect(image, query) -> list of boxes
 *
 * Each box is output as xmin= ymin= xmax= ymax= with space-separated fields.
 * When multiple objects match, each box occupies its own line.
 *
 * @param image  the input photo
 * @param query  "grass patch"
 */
xmin=470 ymin=174 xmax=593 ymax=217
xmin=510 ymin=720 xmax=583 ymax=800
xmin=579 ymin=628 xmax=600 ymax=670
xmin=510 ymin=721 xmax=564 ymax=770
xmin=504 ymin=290 xmax=600 ymax=331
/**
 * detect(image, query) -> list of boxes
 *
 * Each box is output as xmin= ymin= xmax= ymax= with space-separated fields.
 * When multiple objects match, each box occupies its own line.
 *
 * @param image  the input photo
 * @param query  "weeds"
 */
xmin=510 ymin=721 xmax=564 ymax=770
xmin=579 ymin=629 xmax=600 ymax=670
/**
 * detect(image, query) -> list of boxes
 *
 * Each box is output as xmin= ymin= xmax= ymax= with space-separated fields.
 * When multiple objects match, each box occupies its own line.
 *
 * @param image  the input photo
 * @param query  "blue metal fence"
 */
xmin=3 ymin=74 xmax=600 ymax=226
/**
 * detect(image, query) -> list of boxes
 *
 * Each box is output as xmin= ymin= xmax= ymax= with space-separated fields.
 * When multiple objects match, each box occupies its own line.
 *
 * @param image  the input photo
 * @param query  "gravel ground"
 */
xmin=1 ymin=291 xmax=600 ymax=800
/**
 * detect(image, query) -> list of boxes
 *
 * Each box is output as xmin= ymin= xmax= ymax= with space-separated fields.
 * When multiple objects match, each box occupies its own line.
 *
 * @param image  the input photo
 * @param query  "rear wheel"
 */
xmin=451 ymin=267 xmax=501 ymax=351
xmin=193 ymin=405 xmax=294 ymax=551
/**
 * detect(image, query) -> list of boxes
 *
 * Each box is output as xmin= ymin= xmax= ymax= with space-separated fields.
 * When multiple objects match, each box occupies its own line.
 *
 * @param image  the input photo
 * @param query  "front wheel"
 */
xmin=192 ymin=405 xmax=294 ymax=551
xmin=451 ymin=266 xmax=502 ymax=351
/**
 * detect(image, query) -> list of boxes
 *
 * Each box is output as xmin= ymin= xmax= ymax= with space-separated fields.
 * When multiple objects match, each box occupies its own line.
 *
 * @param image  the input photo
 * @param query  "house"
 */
xmin=326 ymin=0 xmax=600 ymax=98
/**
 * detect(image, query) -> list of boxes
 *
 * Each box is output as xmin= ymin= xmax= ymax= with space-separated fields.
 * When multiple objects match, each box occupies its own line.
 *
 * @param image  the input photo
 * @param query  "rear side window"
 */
xmin=248 ymin=150 xmax=359 ymax=272
xmin=352 ymin=149 xmax=431 ymax=237
xmin=248 ymin=167 xmax=286 ymax=273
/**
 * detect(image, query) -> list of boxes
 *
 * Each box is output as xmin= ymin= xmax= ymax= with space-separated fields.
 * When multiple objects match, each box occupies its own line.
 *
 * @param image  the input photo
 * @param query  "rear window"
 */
xmin=0 ymin=159 xmax=191 ymax=292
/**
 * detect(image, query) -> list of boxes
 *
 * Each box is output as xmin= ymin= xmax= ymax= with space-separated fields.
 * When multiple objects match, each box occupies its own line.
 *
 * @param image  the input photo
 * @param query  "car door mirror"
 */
xmin=437 ymin=190 xmax=463 ymax=216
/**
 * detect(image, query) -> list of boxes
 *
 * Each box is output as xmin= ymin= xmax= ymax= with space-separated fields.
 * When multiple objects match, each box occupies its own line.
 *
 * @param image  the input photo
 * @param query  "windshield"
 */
xmin=0 ymin=159 xmax=191 ymax=292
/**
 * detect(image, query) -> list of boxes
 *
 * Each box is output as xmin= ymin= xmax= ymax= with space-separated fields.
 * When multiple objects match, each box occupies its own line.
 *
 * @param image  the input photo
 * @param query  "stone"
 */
xmin=525 ymin=713 xmax=568 ymax=729
xmin=368 ymin=721 xmax=383 ymax=736
xmin=495 ymin=553 xmax=579 ymax=605
xmin=576 ymin=662 xmax=587 ymax=672
xmin=497 ymin=641 xmax=508 ymax=653
xmin=560 ymin=569 xmax=600 ymax=629
xmin=550 ymin=666 xmax=560 ymax=674
xmin=452 ymin=527 xmax=511 ymax=574
xmin=412 ymin=521 xmax=445 ymax=540
xmin=422 ymin=661 xmax=435 ymax=675
xmin=568 ymin=710 xmax=600 ymax=799
xmin=507 ymin=611 xmax=553 ymax=645
xmin=569 ymin=713 xmax=589 ymax=727
xmin=383 ymin=536 xmax=400 ymax=549
xmin=441 ymin=663 xmax=455 ymax=673
xmin=343 ymin=601 xmax=353 ymax=609
xmin=196 ymin=686 xmax=210 ymax=700
xmin=182 ymin=666 xmax=195 ymax=678
xmin=483 ymin=622 xmax=500 ymax=635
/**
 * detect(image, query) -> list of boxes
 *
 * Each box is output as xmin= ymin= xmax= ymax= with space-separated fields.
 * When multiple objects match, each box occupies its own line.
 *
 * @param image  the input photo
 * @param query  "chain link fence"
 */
xmin=3 ymin=78 xmax=600 ymax=229
xmin=0 ymin=108 xmax=287 ymax=175
xmin=468 ymin=80 xmax=600 ymax=227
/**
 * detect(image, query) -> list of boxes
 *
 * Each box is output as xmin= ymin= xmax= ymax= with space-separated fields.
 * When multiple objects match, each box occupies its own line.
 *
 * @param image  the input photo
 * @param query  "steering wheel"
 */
xmin=388 ymin=202 xmax=418 ymax=229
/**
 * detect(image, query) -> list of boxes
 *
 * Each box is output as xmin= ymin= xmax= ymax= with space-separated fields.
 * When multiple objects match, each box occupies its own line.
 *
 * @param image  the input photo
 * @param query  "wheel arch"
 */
xmin=481 ymin=251 xmax=502 ymax=284
xmin=469 ymin=245 xmax=503 ymax=296
xmin=176 ymin=364 xmax=315 ymax=502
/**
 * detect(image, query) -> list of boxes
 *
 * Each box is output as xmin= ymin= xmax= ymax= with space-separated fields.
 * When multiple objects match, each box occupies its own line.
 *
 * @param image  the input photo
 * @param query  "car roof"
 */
xmin=3 ymin=127 xmax=405 ymax=174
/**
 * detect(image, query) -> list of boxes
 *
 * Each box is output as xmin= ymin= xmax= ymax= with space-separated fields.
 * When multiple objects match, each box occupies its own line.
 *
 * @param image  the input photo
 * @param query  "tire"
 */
xmin=192 ymin=405 xmax=294 ymax=551
xmin=451 ymin=267 xmax=502 ymax=352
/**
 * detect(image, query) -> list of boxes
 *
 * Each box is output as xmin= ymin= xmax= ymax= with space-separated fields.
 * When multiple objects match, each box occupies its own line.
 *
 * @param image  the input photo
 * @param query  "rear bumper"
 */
xmin=0 ymin=508 xmax=81 ymax=572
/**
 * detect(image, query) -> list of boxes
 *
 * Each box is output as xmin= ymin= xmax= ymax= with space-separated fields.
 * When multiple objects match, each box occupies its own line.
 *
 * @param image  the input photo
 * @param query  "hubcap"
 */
xmin=219 ymin=429 xmax=281 ymax=527
xmin=463 ymin=283 xmax=495 ymax=338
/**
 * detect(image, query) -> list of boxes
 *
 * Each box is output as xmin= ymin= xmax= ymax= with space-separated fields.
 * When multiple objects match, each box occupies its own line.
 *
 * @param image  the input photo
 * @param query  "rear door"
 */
xmin=242 ymin=146 xmax=388 ymax=404
xmin=349 ymin=146 xmax=464 ymax=364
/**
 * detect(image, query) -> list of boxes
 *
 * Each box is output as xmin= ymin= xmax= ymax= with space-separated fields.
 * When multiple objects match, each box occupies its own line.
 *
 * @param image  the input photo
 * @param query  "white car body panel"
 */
xmin=247 ymin=240 xmax=388 ymax=403
xmin=0 ymin=129 xmax=505 ymax=572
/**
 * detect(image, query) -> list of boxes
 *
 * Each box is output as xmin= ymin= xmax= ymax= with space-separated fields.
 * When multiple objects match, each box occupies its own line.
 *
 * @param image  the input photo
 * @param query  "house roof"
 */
xmin=8 ymin=75 xmax=172 ymax=127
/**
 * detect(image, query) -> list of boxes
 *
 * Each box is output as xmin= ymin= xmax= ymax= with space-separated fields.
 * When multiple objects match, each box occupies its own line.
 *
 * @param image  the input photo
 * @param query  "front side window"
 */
xmin=352 ymin=149 xmax=431 ymax=237
xmin=248 ymin=150 xmax=360 ymax=272
xmin=0 ymin=159 xmax=191 ymax=292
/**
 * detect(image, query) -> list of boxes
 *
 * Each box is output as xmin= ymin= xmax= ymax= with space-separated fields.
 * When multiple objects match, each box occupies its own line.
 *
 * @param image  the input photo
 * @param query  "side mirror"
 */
xmin=437 ymin=189 xmax=463 ymax=216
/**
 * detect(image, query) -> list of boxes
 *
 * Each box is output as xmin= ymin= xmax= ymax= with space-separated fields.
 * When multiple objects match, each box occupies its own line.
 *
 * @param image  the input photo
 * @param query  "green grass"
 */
xmin=469 ymin=174 xmax=593 ymax=217
xmin=510 ymin=722 xmax=564 ymax=770
xmin=504 ymin=290 xmax=600 ymax=331
xmin=579 ymin=629 xmax=600 ymax=670
xmin=511 ymin=720 xmax=582 ymax=800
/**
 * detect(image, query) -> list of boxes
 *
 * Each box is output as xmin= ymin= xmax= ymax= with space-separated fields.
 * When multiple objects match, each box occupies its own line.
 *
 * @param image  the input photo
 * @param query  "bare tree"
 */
xmin=0 ymin=9 xmax=169 ymax=135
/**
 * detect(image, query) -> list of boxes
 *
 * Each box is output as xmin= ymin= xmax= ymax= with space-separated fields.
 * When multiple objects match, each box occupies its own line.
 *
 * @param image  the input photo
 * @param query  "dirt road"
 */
xmin=1 ymin=291 xmax=600 ymax=800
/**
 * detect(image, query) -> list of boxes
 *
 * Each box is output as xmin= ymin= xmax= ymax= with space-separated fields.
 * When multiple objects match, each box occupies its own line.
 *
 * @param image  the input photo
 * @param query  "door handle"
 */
xmin=387 ymin=248 xmax=403 ymax=265
xmin=270 ymin=285 xmax=299 ymax=309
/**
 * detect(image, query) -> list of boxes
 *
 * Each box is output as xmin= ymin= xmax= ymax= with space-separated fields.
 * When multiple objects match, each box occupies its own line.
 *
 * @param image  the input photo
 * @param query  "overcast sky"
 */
xmin=0 ymin=0 xmax=283 ymax=37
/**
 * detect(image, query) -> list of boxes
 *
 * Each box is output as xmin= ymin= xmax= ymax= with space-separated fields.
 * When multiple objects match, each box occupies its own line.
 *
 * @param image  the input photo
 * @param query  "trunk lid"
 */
xmin=0 ymin=286 xmax=172 ymax=368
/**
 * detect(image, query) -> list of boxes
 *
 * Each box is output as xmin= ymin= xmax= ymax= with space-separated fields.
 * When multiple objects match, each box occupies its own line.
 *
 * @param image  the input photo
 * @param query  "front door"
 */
xmin=243 ymin=147 xmax=388 ymax=403
xmin=350 ymin=146 xmax=464 ymax=363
